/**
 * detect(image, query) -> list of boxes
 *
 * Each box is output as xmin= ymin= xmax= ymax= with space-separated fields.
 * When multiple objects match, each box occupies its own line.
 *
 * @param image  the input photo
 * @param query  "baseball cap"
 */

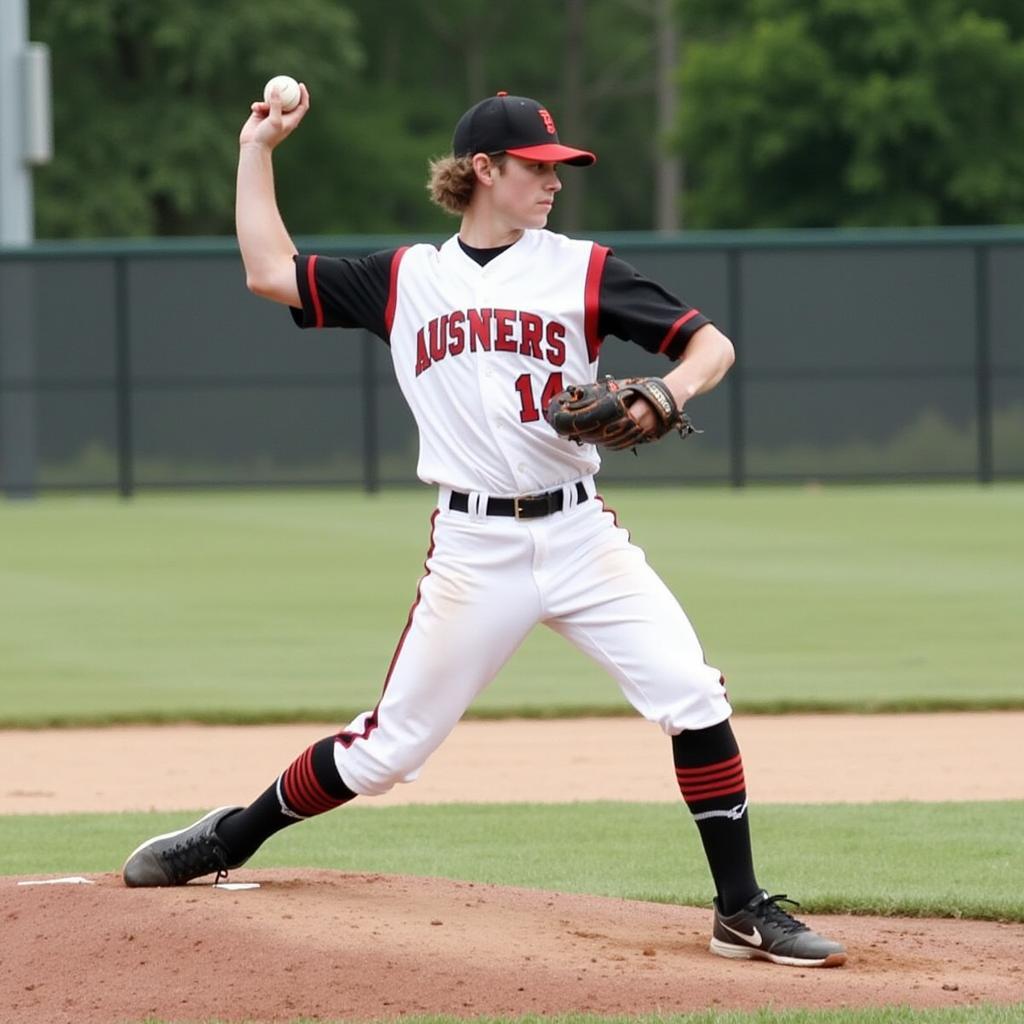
xmin=452 ymin=92 xmax=596 ymax=166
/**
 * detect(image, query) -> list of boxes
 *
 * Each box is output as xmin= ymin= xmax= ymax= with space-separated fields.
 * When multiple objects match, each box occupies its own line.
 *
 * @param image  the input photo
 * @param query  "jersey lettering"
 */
xmin=414 ymin=308 xmax=569 ymax=376
xmin=545 ymin=321 xmax=566 ymax=366
xmin=448 ymin=310 xmax=466 ymax=355
xmin=468 ymin=309 xmax=492 ymax=352
xmin=494 ymin=309 xmax=517 ymax=351
xmin=516 ymin=370 xmax=565 ymax=423
xmin=414 ymin=328 xmax=430 ymax=376
xmin=429 ymin=316 xmax=446 ymax=362
xmin=519 ymin=312 xmax=543 ymax=359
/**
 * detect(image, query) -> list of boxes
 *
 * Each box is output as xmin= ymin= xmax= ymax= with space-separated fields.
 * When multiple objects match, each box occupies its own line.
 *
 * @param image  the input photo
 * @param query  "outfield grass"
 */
xmin=2 ymin=801 xmax=1021 ymax=922
xmin=1 ymin=484 xmax=1021 ymax=725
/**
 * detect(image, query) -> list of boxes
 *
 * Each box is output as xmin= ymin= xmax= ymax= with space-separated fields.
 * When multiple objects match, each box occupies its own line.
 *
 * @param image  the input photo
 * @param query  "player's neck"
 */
xmin=458 ymin=211 xmax=524 ymax=250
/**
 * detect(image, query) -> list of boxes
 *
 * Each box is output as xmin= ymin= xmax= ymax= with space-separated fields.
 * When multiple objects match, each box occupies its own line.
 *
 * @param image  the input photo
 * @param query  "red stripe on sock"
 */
xmin=298 ymin=752 xmax=342 ymax=815
xmin=677 ymin=766 xmax=745 ymax=790
xmin=677 ymin=754 xmax=746 ymax=803
xmin=283 ymin=746 xmax=342 ymax=817
xmin=683 ymin=780 xmax=747 ymax=803
xmin=675 ymin=753 xmax=742 ymax=780
xmin=290 ymin=752 xmax=335 ymax=815
xmin=680 ymin=775 xmax=746 ymax=802
xmin=678 ymin=764 xmax=745 ymax=788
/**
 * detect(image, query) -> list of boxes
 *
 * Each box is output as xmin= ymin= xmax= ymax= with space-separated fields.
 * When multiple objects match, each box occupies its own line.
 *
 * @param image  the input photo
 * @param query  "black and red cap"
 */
xmin=452 ymin=91 xmax=596 ymax=167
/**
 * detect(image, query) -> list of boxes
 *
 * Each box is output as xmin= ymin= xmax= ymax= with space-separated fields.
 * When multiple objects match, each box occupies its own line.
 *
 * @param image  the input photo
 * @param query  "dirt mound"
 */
xmin=4 ymin=870 xmax=1023 ymax=1023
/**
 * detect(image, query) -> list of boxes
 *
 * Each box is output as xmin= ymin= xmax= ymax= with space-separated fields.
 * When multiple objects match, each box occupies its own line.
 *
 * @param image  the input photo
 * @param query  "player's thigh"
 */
xmin=545 ymin=510 xmax=728 ymax=733
xmin=336 ymin=512 xmax=541 ymax=793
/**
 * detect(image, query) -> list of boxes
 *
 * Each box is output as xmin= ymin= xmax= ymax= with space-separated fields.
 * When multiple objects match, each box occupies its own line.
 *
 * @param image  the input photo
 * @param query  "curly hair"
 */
xmin=427 ymin=153 xmax=508 ymax=215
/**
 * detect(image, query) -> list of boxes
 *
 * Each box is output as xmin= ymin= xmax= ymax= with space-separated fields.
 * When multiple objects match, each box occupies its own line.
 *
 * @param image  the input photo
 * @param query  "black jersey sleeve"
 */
xmin=290 ymin=249 xmax=396 ymax=341
xmin=597 ymin=253 xmax=711 ymax=360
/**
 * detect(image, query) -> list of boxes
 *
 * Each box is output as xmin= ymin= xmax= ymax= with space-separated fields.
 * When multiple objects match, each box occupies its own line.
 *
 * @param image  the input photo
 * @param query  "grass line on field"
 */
xmin=3 ymin=695 xmax=1024 ymax=729
xmin=3 ymin=802 xmax=1021 ymax=923
xmin=2 ymin=696 xmax=1023 ymax=729
xmin=132 ymin=1004 xmax=1024 ymax=1024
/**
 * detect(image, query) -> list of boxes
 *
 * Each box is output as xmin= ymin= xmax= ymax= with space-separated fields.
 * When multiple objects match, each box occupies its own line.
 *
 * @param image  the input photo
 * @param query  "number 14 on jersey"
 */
xmin=515 ymin=372 xmax=565 ymax=423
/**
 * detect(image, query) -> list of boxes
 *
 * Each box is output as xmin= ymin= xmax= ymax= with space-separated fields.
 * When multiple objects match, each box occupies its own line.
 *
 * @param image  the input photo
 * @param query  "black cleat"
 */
xmin=710 ymin=890 xmax=847 ymax=967
xmin=122 ymin=806 xmax=247 ymax=887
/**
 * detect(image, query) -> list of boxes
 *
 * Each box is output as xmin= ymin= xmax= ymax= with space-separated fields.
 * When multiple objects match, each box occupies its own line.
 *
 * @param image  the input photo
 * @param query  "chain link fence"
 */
xmin=2 ymin=228 xmax=1022 ymax=496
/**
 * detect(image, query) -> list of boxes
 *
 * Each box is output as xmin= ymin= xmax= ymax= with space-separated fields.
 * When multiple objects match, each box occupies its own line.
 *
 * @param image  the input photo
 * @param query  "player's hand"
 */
xmin=625 ymin=395 xmax=661 ymax=436
xmin=239 ymin=83 xmax=310 ymax=150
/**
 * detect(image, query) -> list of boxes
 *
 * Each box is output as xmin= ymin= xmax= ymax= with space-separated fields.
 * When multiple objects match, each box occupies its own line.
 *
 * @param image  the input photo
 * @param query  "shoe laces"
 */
xmin=164 ymin=832 xmax=230 ymax=879
xmin=752 ymin=893 xmax=808 ymax=935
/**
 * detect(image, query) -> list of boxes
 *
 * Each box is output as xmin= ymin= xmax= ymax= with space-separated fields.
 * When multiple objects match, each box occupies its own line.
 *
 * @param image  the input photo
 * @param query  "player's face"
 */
xmin=492 ymin=155 xmax=562 ymax=229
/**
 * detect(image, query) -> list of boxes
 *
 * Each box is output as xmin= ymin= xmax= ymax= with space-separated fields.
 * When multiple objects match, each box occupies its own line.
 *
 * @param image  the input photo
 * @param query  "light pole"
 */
xmin=1 ymin=0 xmax=52 ymax=496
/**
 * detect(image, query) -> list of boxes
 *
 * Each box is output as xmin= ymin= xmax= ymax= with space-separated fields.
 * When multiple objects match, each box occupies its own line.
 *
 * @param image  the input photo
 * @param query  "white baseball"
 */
xmin=263 ymin=75 xmax=301 ymax=112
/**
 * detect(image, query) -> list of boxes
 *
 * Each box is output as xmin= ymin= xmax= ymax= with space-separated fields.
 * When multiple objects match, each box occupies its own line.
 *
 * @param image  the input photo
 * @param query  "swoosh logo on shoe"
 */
xmin=722 ymin=922 xmax=762 ymax=947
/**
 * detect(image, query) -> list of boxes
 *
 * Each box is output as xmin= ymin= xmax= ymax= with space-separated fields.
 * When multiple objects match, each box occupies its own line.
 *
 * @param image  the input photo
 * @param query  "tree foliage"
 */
xmin=30 ymin=0 xmax=677 ymax=238
xmin=27 ymin=0 xmax=1024 ymax=237
xmin=677 ymin=0 xmax=1024 ymax=227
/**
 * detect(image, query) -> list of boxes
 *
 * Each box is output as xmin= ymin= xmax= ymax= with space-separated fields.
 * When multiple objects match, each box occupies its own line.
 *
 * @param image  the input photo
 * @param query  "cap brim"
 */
xmin=506 ymin=143 xmax=596 ymax=166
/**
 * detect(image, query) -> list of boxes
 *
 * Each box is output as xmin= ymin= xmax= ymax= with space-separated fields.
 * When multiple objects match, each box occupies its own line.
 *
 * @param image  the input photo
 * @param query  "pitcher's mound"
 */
xmin=5 ymin=870 xmax=1023 ymax=1023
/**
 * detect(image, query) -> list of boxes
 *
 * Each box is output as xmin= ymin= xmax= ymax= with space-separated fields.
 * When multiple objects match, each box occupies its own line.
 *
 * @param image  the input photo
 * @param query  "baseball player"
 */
xmin=123 ymin=87 xmax=846 ymax=969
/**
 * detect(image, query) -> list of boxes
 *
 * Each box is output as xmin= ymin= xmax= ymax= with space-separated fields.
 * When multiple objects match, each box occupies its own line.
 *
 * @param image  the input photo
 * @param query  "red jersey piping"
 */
xmin=306 ymin=255 xmax=324 ymax=328
xmin=336 ymin=506 xmax=438 ymax=751
xmin=658 ymin=308 xmax=700 ymax=354
xmin=584 ymin=243 xmax=610 ymax=362
xmin=385 ymin=246 xmax=411 ymax=336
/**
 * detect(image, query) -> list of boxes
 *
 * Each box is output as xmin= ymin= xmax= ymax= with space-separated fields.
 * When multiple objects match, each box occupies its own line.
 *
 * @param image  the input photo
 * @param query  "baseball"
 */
xmin=263 ymin=75 xmax=301 ymax=112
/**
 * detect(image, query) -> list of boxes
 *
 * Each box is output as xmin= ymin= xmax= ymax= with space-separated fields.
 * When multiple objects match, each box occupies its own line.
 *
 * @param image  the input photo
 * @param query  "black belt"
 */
xmin=449 ymin=481 xmax=588 ymax=519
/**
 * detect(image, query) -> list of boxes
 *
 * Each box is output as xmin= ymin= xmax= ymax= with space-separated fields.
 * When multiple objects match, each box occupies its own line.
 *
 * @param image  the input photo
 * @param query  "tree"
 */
xmin=31 ymin=0 xmax=361 ymax=237
xmin=27 ymin=0 xmax=694 ymax=237
xmin=675 ymin=0 xmax=1024 ymax=227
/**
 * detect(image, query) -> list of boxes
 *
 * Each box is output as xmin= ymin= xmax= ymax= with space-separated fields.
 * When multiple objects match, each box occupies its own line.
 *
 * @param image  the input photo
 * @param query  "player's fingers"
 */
xmin=267 ymin=88 xmax=284 ymax=128
xmin=626 ymin=397 xmax=658 ymax=435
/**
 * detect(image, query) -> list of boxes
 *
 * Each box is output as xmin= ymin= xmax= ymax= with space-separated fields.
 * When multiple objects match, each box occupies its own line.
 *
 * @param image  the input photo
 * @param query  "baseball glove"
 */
xmin=545 ymin=375 xmax=699 ymax=450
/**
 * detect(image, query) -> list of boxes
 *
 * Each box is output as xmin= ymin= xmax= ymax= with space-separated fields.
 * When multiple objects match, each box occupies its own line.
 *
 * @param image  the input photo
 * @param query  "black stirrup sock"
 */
xmin=673 ymin=719 xmax=760 ymax=916
xmin=215 ymin=735 xmax=357 ymax=861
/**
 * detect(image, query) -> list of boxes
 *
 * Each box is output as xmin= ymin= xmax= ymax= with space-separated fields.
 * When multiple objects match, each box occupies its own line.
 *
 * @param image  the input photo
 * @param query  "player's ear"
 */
xmin=472 ymin=153 xmax=498 ymax=187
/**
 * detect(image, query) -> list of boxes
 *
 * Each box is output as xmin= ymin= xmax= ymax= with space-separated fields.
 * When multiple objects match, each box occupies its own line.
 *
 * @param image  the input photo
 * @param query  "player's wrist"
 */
xmin=666 ymin=376 xmax=698 ymax=407
xmin=239 ymin=138 xmax=277 ymax=156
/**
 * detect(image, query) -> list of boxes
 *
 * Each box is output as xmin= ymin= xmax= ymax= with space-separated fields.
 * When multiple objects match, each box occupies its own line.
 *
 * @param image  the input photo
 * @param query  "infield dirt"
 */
xmin=2 ymin=713 xmax=1023 ymax=1023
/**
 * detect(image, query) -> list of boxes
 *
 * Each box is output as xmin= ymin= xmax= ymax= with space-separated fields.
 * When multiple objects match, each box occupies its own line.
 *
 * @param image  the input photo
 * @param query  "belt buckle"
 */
xmin=513 ymin=493 xmax=544 ymax=519
xmin=513 ymin=491 xmax=556 ymax=519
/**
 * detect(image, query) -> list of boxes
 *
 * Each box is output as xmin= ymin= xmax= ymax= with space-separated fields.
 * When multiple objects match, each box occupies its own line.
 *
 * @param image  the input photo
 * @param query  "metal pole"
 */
xmin=974 ymin=246 xmax=993 ymax=484
xmin=0 ymin=0 xmax=34 ymax=242
xmin=0 ymin=259 xmax=35 ymax=496
xmin=1 ymin=0 xmax=37 ymax=497
xmin=727 ymin=248 xmax=745 ymax=487
xmin=114 ymin=258 xmax=134 ymax=498
xmin=361 ymin=331 xmax=379 ymax=494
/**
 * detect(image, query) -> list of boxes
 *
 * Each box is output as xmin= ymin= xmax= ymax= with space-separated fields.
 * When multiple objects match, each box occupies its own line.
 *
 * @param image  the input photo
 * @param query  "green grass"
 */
xmin=132 ymin=1011 xmax=1024 ymax=1024
xmin=3 ymin=801 xmax=1021 ymax=921
xmin=1 ymin=484 xmax=1022 ymax=725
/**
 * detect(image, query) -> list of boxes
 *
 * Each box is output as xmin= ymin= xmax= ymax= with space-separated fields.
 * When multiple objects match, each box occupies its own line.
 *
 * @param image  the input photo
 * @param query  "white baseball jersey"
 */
xmin=388 ymin=230 xmax=600 ymax=494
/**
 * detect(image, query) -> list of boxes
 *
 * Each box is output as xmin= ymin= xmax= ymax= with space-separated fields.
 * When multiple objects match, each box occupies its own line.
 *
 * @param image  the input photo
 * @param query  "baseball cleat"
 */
xmin=710 ymin=890 xmax=847 ymax=967
xmin=122 ymin=806 xmax=247 ymax=887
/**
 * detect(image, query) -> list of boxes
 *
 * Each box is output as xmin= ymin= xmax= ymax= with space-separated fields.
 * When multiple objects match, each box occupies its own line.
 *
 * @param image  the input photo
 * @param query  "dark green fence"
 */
xmin=1 ymin=227 xmax=1022 ymax=495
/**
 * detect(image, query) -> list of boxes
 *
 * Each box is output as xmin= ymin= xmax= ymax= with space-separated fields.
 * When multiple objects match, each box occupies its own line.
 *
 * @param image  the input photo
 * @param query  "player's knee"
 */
xmin=335 ymin=747 xmax=424 ymax=797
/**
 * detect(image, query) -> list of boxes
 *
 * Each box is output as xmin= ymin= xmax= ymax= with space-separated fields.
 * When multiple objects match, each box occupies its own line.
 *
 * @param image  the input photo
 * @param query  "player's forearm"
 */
xmin=663 ymin=324 xmax=735 ymax=405
xmin=235 ymin=141 xmax=300 ymax=305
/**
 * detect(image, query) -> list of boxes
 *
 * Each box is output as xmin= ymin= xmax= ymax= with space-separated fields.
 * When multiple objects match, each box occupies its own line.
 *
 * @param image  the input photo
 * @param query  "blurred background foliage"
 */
xmin=27 ymin=0 xmax=1024 ymax=238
